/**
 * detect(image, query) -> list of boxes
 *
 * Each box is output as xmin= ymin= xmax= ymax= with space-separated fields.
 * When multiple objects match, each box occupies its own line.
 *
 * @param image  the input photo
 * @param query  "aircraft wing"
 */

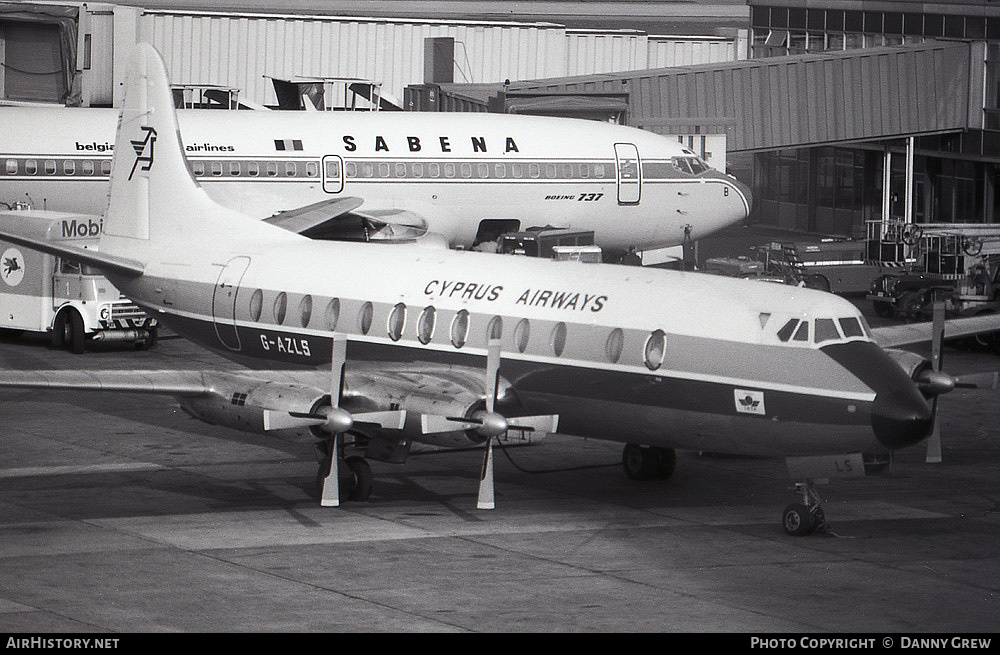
xmin=871 ymin=313 xmax=1000 ymax=348
xmin=262 ymin=197 xmax=365 ymax=234
xmin=261 ymin=198 xmax=430 ymax=242
xmin=0 ymin=370 xmax=217 ymax=396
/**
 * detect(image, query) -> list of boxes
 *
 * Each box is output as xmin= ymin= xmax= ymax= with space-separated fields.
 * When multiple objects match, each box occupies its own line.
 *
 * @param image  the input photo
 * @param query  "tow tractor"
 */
xmin=865 ymin=220 xmax=1000 ymax=331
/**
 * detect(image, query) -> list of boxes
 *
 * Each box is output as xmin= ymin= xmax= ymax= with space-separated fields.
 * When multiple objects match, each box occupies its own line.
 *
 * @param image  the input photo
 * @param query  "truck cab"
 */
xmin=0 ymin=210 xmax=156 ymax=353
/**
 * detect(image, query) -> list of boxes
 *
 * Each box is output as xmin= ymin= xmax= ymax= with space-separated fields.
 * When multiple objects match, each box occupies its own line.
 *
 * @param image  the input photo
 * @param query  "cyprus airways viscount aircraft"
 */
xmin=0 ymin=45 xmax=981 ymax=535
xmin=0 ymin=93 xmax=750 ymax=254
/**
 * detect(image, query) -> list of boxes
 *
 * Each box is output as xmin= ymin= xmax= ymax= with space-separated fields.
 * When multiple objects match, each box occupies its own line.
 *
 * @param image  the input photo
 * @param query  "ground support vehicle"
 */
xmin=0 ymin=211 xmax=157 ymax=353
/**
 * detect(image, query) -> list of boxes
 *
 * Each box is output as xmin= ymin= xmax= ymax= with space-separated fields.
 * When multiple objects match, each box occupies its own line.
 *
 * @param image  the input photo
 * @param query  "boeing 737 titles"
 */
xmin=1 ymin=45 xmax=993 ymax=535
xmin=0 ymin=92 xmax=751 ymax=254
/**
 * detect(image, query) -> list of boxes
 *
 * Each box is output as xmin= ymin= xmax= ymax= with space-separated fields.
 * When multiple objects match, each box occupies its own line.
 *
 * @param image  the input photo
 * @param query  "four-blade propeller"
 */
xmin=262 ymin=335 xmax=405 ymax=506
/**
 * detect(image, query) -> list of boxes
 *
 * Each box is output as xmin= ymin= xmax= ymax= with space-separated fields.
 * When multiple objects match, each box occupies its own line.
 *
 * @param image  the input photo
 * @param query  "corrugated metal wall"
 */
xmin=564 ymin=29 xmax=647 ymax=76
xmin=510 ymin=42 xmax=979 ymax=151
xmin=86 ymin=6 xmax=743 ymax=108
xmin=646 ymin=36 xmax=739 ymax=68
xmin=132 ymin=9 xmax=569 ymax=106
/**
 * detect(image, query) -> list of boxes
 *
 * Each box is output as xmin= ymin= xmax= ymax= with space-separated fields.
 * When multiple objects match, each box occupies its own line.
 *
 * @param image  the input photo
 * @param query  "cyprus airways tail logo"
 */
xmin=128 ymin=126 xmax=157 ymax=180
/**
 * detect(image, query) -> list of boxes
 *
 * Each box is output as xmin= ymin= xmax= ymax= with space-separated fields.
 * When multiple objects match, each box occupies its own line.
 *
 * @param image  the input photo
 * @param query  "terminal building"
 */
xmin=2 ymin=0 xmax=998 ymax=238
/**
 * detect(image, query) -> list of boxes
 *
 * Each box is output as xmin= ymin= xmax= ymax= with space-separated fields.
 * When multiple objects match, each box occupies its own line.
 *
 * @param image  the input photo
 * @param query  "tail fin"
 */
xmin=100 ymin=44 xmax=284 ymax=259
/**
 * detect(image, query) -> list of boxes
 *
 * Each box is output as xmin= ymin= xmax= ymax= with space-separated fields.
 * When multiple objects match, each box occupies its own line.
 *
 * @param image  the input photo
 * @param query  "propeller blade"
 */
xmin=486 ymin=338 xmax=501 ymax=413
xmin=932 ymin=301 xmax=944 ymax=373
xmin=926 ymin=302 xmax=944 ymax=464
xmin=353 ymin=410 xmax=407 ymax=430
xmin=320 ymin=434 xmax=340 ymax=507
xmin=954 ymin=371 xmax=1000 ymax=389
xmin=477 ymin=438 xmax=495 ymax=510
xmin=262 ymin=409 xmax=325 ymax=431
xmin=419 ymin=414 xmax=483 ymax=434
xmin=477 ymin=339 xmax=502 ymax=510
xmin=926 ymin=397 xmax=942 ymax=464
xmin=331 ymin=334 xmax=347 ymax=408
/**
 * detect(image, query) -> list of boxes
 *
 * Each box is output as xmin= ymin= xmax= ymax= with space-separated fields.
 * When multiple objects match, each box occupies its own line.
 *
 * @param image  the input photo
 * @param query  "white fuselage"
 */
xmin=0 ymin=106 xmax=751 ymax=251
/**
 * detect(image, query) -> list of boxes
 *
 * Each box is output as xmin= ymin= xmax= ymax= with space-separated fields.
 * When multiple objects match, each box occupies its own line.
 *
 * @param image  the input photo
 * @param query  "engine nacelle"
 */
xmin=884 ymin=348 xmax=931 ymax=381
xmin=178 ymin=378 xmax=326 ymax=443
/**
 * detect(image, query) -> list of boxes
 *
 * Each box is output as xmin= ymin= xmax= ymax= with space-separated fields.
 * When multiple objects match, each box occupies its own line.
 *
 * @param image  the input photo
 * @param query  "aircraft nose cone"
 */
xmin=871 ymin=386 xmax=934 ymax=450
xmin=731 ymin=176 xmax=753 ymax=214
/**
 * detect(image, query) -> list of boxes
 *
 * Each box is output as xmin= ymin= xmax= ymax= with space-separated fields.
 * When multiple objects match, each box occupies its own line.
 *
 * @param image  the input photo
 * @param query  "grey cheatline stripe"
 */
xmin=154 ymin=300 xmax=877 ymax=402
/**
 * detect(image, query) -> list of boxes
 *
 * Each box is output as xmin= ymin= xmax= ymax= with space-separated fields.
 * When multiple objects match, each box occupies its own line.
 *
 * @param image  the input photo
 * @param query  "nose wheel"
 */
xmin=782 ymin=481 xmax=827 ymax=536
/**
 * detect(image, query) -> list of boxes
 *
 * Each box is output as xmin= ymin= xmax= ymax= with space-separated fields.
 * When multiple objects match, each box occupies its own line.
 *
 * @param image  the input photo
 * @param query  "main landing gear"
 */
xmin=782 ymin=481 xmax=828 ymax=536
xmin=314 ymin=441 xmax=373 ymax=502
xmin=622 ymin=444 xmax=676 ymax=481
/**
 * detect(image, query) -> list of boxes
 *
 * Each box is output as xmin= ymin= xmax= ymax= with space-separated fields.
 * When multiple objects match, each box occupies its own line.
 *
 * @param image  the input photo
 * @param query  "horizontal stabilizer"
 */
xmin=263 ymin=197 xmax=365 ymax=234
xmin=0 ymin=212 xmax=145 ymax=278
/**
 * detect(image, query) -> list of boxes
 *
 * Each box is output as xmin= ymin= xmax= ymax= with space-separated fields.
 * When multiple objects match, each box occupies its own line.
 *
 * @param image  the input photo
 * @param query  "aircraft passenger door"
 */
xmin=323 ymin=155 xmax=344 ymax=194
xmin=614 ymin=143 xmax=641 ymax=205
xmin=212 ymin=256 xmax=251 ymax=351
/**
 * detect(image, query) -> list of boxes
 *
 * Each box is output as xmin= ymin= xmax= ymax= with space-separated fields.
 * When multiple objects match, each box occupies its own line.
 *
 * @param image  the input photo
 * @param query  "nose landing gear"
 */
xmin=783 ymin=481 xmax=828 ymax=536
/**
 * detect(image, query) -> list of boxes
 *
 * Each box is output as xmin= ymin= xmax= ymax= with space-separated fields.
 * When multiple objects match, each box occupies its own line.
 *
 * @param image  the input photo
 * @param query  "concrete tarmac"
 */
xmin=1 ymin=311 xmax=999 ymax=632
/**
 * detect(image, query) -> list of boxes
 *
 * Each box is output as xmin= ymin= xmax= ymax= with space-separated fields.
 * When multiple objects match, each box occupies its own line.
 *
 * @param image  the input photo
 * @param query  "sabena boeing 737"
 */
xmin=1 ymin=45 xmax=995 ymax=536
xmin=0 ymin=87 xmax=751 ymax=255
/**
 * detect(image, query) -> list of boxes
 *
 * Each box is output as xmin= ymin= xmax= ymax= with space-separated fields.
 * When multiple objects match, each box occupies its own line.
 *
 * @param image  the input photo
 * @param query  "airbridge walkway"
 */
xmin=500 ymin=40 xmax=983 ymax=153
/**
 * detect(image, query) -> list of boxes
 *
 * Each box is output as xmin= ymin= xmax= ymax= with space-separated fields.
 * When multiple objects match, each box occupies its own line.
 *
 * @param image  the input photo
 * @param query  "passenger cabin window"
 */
xmin=418 ymin=306 xmax=436 ymax=344
xmin=387 ymin=303 xmax=406 ymax=341
xmin=249 ymin=289 xmax=263 ymax=321
xmin=514 ymin=318 xmax=530 ymax=353
xmin=487 ymin=316 xmax=503 ymax=340
xmin=273 ymin=292 xmax=288 ymax=324
xmin=358 ymin=301 xmax=373 ymax=334
xmin=551 ymin=322 xmax=567 ymax=357
xmin=644 ymin=330 xmax=666 ymax=370
xmin=325 ymin=298 xmax=341 ymax=330
xmin=606 ymin=328 xmax=624 ymax=363
xmin=450 ymin=309 xmax=469 ymax=348
xmin=299 ymin=295 xmax=313 ymax=328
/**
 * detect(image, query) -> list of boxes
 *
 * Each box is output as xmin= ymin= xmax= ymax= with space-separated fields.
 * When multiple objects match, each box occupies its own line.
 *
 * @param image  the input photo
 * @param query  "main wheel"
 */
xmin=622 ymin=444 xmax=673 ymax=481
xmin=344 ymin=456 xmax=373 ymax=501
xmin=782 ymin=503 xmax=815 ymax=536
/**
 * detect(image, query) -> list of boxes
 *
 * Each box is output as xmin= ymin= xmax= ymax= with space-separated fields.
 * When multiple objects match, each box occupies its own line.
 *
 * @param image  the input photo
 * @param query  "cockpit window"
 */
xmin=777 ymin=319 xmax=798 ymax=342
xmin=671 ymin=156 xmax=709 ymax=175
xmin=839 ymin=317 xmax=864 ymax=338
xmin=814 ymin=318 xmax=840 ymax=343
xmin=792 ymin=321 xmax=810 ymax=342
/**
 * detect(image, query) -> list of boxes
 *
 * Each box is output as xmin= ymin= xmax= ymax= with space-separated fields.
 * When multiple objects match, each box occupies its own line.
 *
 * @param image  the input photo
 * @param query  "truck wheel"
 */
xmin=51 ymin=312 xmax=66 ymax=348
xmin=63 ymin=310 xmax=85 ymax=354
xmin=873 ymin=301 xmax=894 ymax=318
